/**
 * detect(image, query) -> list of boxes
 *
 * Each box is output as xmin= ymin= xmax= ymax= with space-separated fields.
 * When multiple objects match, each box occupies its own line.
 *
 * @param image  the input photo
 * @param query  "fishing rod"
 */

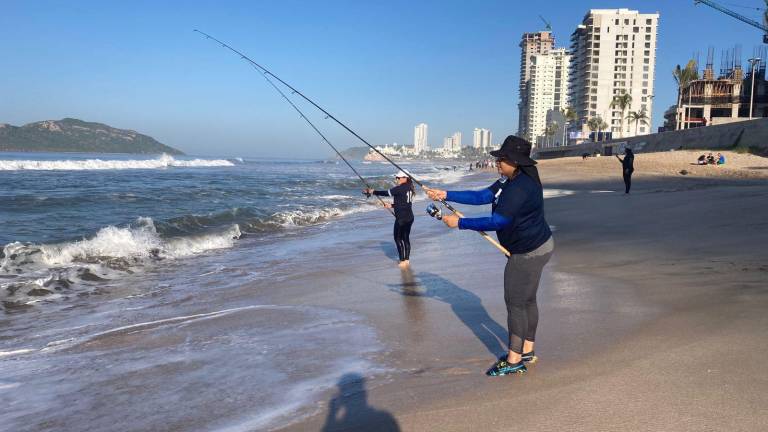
xmin=248 ymin=60 xmax=394 ymax=216
xmin=194 ymin=29 xmax=511 ymax=257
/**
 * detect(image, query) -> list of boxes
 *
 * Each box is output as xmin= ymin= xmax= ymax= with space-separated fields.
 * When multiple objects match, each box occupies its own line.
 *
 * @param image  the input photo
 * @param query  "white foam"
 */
xmin=0 ymin=349 xmax=35 ymax=358
xmin=0 ymin=154 xmax=234 ymax=171
xmin=544 ymin=189 xmax=575 ymax=199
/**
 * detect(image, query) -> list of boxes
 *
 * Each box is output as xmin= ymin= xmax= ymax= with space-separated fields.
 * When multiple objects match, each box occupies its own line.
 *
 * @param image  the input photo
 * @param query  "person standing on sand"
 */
xmin=616 ymin=148 xmax=635 ymax=194
xmin=424 ymin=135 xmax=554 ymax=376
xmin=364 ymin=171 xmax=415 ymax=268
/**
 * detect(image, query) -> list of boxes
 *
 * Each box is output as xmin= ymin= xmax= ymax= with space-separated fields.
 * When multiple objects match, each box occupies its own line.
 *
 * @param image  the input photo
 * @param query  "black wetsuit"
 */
xmin=373 ymin=184 xmax=414 ymax=262
xmin=618 ymin=153 xmax=634 ymax=193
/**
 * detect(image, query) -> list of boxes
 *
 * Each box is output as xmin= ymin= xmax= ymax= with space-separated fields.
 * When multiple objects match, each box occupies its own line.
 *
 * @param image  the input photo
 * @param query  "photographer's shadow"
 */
xmin=321 ymin=373 xmax=400 ymax=432
xmin=390 ymin=272 xmax=507 ymax=358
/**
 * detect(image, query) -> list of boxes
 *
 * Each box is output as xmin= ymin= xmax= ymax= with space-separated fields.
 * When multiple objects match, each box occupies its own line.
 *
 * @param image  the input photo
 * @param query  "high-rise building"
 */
xmin=413 ymin=123 xmax=429 ymax=153
xmin=443 ymin=136 xmax=453 ymax=150
xmin=451 ymin=132 xmax=462 ymax=152
xmin=518 ymin=31 xmax=556 ymax=139
xmin=473 ymin=128 xmax=492 ymax=149
xmin=526 ymin=48 xmax=571 ymax=145
xmin=568 ymin=9 xmax=659 ymax=138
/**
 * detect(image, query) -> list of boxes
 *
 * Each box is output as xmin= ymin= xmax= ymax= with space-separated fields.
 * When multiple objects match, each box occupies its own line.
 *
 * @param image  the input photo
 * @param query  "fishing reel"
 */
xmin=426 ymin=203 xmax=443 ymax=220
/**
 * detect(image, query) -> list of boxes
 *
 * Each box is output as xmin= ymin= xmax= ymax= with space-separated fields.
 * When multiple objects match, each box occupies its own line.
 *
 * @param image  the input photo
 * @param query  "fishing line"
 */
xmin=195 ymin=29 xmax=510 ymax=256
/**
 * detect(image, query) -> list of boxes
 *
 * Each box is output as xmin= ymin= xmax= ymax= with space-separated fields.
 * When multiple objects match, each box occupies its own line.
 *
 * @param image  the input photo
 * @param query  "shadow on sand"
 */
xmin=388 ymin=271 xmax=507 ymax=358
xmin=321 ymin=373 xmax=400 ymax=432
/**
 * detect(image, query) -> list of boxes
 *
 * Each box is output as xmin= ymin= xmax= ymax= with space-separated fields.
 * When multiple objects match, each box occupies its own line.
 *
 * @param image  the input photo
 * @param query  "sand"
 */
xmin=273 ymin=151 xmax=768 ymax=432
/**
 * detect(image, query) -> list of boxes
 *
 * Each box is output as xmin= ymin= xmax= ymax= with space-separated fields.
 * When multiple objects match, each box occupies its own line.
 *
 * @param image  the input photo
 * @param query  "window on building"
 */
xmin=645 ymin=42 xmax=651 ymax=48
xmin=640 ymin=126 xmax=646 ymax=132
xmin=592 ymin=81 xmax=598 ymax=86
xmin=615 ymin=19 xmax=619 ymax=25
xmin=645 ymin=35 xmax=651 ymax=40
xmin=646 ymin=27 xmax=652 ymax=33
xmin=643 ymin=73 xmax=648 ymax=79
xmin=646 ymin=19 xmax=652 ymax=25
xmin=644 ymin=50 xmax=650 ymax=56
xmin=633 ymin=27 xmax=639 ymax=32
xmin=643 ymin=58 xmax=649 ymax=64
xmin=590 ymin=103 xmax=597 ymax=109
xmin=643 ymin=65 xmax=649 ymax=71
xmin=642 ymin=89 xmax=648 ymax=94
xmin=591 ymin=96 xmax=597 ymax=101
xmin=624 ymin=19 xmax=630 ymax=25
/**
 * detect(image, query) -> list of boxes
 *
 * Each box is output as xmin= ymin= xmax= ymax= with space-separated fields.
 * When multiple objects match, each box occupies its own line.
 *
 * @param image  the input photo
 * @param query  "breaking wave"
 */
xmin=0 ymin=154 xmax=235 ymax=171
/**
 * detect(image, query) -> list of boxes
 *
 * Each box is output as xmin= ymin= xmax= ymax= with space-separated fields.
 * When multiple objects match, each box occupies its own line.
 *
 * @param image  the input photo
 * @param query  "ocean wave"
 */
xmin=0 ymin=154 xmax=235 ymax=171
xmin=0 ymin=218 xmax=242 ymax=309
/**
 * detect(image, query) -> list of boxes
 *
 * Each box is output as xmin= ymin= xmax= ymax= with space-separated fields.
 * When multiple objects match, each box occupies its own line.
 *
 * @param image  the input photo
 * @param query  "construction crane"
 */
xmin=694 ymin=0 xmax=768 ymax=43
xmin=538 ymin=15 xmax=552 ymax=32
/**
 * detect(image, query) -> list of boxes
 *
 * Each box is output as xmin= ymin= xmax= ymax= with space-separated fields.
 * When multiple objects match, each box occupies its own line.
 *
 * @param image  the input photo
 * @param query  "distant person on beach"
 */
xmin=582 ymin=152 xmax=590 ymax=160
xmin=364 ymin=171 xmax=415 ymax=268
xmin=468 ymin=164 xmax=473 ymax=171
xmin=616 ymin=148 xmax=634 ymax=194
xmin=717 ymin=153 xmax=726 ymax=165
xmin=424 ymin=135 xmax=554 ymax=376
xmin=707 ymin=153 xmax=716 ymax=165
xmin=697 ymin=154 xmax=707 ymax=165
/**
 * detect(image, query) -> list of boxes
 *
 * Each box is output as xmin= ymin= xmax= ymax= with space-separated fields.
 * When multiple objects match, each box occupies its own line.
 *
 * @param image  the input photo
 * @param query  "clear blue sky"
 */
xmin=2 ymin=0 xmax=766 ymax=157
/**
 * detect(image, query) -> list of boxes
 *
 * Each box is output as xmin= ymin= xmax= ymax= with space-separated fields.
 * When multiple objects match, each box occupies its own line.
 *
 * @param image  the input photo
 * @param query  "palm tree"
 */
xmin=673 ymin=59 xmax=699 ymax=130
xmin=544 ymin=122 xmax=558 ymax=147
xmin=586 ymin=116 xmax=605 ymax=142
xmin=610 ymin=93 xmax=633 ymax=137
xmin=627 ymin=110 xmax=650 ymax=135
xmin=599 ymin=119 xmax=609 ymax=140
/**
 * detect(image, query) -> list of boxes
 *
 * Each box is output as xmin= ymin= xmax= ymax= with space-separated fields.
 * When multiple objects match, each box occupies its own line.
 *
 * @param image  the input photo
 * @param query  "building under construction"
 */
xmin=675 ymin=47 xmax=768 ymax=130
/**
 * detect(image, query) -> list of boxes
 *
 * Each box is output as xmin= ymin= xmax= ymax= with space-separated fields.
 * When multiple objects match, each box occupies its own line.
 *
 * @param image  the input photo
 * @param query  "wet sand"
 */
xmin=277 ymin=153 xmax=768 ymax=431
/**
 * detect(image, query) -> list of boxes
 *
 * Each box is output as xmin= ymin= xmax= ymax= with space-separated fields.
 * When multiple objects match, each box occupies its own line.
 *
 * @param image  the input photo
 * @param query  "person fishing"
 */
xmin=364 ymin=171 xmax=415 ymax=268
xmin=616 ymin=147 xmax=634 ymax=194
xmin=424 ymin=135 xmax=554 ymax=376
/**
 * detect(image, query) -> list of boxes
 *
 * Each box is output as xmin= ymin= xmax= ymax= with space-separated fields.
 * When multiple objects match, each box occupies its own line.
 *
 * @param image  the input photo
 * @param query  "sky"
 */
xmin=2 ymin=0 xmax=767 ymax=158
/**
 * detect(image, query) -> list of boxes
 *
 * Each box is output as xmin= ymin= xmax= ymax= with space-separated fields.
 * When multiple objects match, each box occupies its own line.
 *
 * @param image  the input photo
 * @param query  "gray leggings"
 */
xmin=504 ymin=237 xmax=554 ymax=354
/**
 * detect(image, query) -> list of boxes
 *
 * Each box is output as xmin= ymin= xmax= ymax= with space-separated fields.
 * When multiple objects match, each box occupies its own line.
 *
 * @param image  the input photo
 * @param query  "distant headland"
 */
xmin=0 ymin=118 xmax=184 ymax=155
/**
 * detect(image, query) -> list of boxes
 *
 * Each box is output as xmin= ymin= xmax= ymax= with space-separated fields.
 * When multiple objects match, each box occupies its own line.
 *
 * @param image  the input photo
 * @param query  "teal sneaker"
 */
xmin=522 ymin=351 xmax=538 ymax=364
xmin=486 ymin=357 xmax=527 ymax=376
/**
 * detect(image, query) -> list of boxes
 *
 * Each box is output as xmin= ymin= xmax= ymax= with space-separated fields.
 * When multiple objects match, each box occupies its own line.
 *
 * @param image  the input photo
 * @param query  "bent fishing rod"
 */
xmin=194 ymin=29 xmax=510 ymax=257
xmin=248 ymin=60 xmax=394 ymax=216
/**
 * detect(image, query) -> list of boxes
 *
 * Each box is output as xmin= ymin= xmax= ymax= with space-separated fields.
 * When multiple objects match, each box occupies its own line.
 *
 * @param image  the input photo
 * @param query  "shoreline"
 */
xmin=273 ymin=153 xmax=768 ymax=431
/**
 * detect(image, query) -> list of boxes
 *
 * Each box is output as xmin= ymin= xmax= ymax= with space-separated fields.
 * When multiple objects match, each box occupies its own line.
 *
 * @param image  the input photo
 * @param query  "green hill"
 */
xmin=0 ymin=118 xmax=184 ymax=155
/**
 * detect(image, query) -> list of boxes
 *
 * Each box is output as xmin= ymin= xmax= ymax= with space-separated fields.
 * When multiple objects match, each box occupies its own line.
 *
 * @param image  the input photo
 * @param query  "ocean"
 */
xmin=0 ymin=152 xmax=469 ymax=431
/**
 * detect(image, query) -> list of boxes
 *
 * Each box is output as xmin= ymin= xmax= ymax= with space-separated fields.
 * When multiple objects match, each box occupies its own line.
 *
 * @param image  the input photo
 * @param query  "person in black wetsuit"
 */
xmin=424 ymin=135 xmax=554 ymax=377
xmin=364 ymin=171 xmax=415 ymax=268
xmin=616 ymin=148 xmax=634 ymax=194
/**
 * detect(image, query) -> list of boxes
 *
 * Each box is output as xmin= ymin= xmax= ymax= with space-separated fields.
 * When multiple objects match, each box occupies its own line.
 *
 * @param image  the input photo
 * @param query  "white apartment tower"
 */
xmin=526 ymin=48 xmax=571 ymax=144
xmin=473 ymin=128 xmax=492 ymax=149
xmin=568 ymin=9 xmax=659 ymax=137
xmin=518 ymin=32 xmax=555 ymax=140
xmin=451 ymin=132 xmax=462 ymax=151
xmin=413 ymin=123 xmax=429 ymax=153
xmin=443 ymin=136 xmax=453 ymax=150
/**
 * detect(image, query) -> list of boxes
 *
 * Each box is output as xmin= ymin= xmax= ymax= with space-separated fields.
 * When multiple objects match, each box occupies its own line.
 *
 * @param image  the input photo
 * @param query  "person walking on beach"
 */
xmin=424 ymin=135 xmax=554 ymax=376
xmin=364 ymin=171 xmax=415 ymax=268
xmin=616 ymin=148 xmax=634 ymax=194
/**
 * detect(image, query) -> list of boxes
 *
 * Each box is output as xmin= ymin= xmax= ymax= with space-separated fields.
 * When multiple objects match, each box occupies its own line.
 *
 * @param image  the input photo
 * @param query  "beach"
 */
xmin=276 ymin=151 xmax=768 ymax=431
xmin=1 ymin=151 xmax=767 ymax=431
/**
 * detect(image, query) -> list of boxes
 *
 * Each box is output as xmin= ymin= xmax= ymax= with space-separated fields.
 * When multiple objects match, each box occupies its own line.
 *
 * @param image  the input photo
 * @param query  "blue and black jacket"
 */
xmin=446 ymin=173 xmax=551 ymax=254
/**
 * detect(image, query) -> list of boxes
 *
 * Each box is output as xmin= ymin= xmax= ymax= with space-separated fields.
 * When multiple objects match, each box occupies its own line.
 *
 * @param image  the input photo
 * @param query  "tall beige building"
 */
xmin=518 ymin=31 xmax=555 ymax=139
xmin=413 ymin=123 xmax=429 ymax=153
xmin=473 ymin=128 xmax=492 ymax=149
xmin=568 ymin=9 xmax=659 ymax=138
xmin=526 ymin=48 xmax=571 ymax=145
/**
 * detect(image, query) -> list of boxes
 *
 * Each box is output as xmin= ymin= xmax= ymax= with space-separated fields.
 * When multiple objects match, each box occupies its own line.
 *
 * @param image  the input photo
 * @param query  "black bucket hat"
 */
xmin=490 ymin=135 xmax=537 ymax=166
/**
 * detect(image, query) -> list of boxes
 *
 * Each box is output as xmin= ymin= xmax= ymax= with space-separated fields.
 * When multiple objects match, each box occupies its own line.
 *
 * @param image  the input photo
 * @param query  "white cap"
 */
xmin=394 ymin=170 xmax=410 ymax=178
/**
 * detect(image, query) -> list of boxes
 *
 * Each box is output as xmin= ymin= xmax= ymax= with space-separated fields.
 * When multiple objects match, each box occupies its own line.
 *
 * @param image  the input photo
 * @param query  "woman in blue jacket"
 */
xmin=425 ymin=135 xmax=554 ymax=376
